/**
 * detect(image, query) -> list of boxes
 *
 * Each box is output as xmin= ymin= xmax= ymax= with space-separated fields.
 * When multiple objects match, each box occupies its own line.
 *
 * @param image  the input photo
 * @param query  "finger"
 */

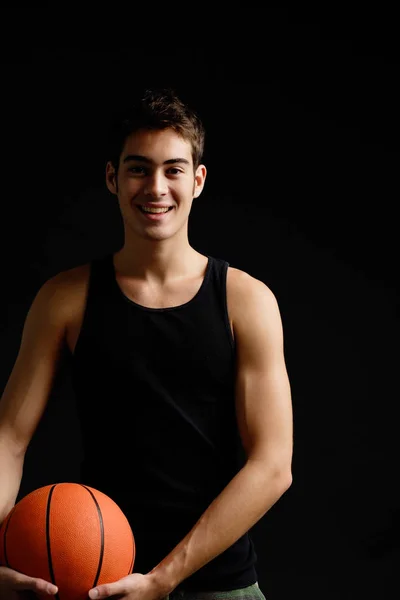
xmin=33 ymin=579 xmax=58 ymax=595
xmin=14 ymin=575 xmax=58 ymax=595
xmin=89 ymin=582 xmax=124 ymax=599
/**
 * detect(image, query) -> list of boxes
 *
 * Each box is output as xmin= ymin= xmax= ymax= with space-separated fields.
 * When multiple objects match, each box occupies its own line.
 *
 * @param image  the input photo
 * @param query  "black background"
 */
xmin=0 ymin=7 xmax=398 ymax=600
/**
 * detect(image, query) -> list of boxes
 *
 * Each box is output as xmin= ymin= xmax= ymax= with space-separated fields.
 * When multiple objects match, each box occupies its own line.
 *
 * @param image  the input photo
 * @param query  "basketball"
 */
xmin=0 ymin=482 xmax=135 ymax=600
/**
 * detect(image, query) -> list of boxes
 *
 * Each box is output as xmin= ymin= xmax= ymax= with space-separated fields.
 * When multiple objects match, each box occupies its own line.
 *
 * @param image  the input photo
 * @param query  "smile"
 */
xmin=139 ymin=206 xmax=173 ymax=214
xmin=136 ymin=205 xmax=175 ymax=221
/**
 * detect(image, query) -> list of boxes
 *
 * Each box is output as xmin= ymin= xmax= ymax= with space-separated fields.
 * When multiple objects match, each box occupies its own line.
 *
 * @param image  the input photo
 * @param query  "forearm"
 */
xmin=0 ymin=436 xmax=24 ymax=524
xmin=149 ymin=460 xmax=292 ymax=595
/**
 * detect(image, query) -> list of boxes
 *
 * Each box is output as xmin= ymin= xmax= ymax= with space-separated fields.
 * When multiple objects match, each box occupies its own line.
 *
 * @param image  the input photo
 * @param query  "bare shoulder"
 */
xmin=37 ymin=262 xmax=91 ymax=322
xmin=227 ymin=266 xmax=279 ymax=316
xmin=226 ymin=266 xmax=284 ymax=346
xmin=44 ymin=262 xmax=90 ymax=292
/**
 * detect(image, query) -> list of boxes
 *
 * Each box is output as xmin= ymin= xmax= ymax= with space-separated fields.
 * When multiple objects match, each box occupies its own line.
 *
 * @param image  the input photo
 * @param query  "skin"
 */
xmin=0 ymin=127 xmax=293 ymax=600
xmin=106 ymin=128 xmax=208 ymax=286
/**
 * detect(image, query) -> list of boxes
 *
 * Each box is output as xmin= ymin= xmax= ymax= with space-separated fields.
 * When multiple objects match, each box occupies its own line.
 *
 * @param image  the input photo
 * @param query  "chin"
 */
xmin=140 ymin=229 xmax=176 ymax=242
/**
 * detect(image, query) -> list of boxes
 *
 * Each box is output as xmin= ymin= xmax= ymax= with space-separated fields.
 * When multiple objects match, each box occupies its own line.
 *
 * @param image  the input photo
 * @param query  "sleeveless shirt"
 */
xmin=70 ymin=253 xmax=258 ymax=591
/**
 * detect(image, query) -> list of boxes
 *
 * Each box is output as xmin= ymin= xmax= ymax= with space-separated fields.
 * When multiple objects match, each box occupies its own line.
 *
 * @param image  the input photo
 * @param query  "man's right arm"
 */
xmin=0 ymin=272 xmax=70 ymax=524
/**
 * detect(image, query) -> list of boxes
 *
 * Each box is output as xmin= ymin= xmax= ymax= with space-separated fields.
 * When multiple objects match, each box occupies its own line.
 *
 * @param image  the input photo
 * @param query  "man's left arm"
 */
xmin=148 ymin=271 xmax=293 ymax=595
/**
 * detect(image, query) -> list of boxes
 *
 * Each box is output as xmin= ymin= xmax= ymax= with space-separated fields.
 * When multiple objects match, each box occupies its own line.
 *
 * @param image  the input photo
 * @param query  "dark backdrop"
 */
xmin=0 ymin=8 xmax=398 ymax=600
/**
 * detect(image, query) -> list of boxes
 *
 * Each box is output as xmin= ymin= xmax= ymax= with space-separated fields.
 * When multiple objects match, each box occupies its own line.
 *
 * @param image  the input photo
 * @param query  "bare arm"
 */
xmin=140 ymin=271 xmax=293 ymax=596
xmin=0 ymin=273 xmax=71 ymax=523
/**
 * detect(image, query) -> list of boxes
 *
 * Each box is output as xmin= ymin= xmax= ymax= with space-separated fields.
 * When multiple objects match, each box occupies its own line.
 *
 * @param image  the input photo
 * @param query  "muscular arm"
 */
xmin=0 ymin=271 xmax=75 ymax=523
xmin=147 ymin=270 xmax=293 ymax=595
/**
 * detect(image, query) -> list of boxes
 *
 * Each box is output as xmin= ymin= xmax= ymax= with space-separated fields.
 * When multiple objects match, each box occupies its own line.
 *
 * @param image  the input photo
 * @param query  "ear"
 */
xmin=106 ymin=161 xmax=118 ymax=195
xmin=193 ymin=164 xmax=207 ymax=198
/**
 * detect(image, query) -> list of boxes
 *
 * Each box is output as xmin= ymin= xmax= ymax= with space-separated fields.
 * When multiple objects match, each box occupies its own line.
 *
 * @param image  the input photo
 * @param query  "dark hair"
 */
xmin=106 ymin=87 xmax=205 ymax=172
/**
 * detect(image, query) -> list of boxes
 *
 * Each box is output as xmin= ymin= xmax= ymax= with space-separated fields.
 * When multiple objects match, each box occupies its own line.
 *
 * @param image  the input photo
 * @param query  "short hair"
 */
xmin=106 ymin=87 xmax=206 ymax=172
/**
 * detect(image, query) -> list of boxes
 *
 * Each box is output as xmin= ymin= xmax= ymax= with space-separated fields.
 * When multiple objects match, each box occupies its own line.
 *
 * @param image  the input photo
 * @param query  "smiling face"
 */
xmin=106 ymin=128 xmax=207 ymax=244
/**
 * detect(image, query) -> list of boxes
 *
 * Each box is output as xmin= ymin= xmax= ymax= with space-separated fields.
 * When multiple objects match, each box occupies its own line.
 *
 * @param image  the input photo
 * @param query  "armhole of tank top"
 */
xmin=71 ymin=259 xmax=95 ymax=360
xmin=221 ymin=261 xmax=235 ymax=352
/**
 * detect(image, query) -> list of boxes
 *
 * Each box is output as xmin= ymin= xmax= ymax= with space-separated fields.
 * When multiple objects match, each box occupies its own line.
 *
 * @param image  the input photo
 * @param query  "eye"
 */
xmin=167 ymin=168 xmax=183 ymax=175
xmin=128 ymin=166 xmax=147 ymax=175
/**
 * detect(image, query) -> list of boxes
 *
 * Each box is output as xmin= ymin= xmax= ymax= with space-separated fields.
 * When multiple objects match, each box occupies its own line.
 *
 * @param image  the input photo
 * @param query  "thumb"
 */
xmin=13 ymin=574 xmax=58 ymax=595
xmin=89 ymin=581 xmax=124 ymax=599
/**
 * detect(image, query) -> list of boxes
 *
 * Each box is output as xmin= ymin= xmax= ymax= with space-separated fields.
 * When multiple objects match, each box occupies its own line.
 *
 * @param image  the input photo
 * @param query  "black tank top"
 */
xmin=70 ymin=253 xmax=258 ymax=591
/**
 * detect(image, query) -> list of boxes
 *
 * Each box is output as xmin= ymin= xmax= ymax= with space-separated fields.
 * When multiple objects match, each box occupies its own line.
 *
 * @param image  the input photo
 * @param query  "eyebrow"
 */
xmin=123 ymin=154 xmax=191 ymax=166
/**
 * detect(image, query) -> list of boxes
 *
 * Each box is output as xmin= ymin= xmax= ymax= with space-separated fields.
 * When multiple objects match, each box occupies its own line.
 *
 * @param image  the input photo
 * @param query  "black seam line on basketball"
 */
xmin=46 ymin=484 xmax=60 ymax=600
xmin=128 ymin=529 xmax=135 ymax=575
xmin=3 ymin=506 xmax=16 ymax=568
xmin=80 ymin=485 xmax=105 ymax=589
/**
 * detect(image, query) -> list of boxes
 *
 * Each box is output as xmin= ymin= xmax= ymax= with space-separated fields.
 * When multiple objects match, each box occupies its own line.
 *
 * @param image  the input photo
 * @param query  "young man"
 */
xmin=0 ymin=88 xmax=293 ymax=600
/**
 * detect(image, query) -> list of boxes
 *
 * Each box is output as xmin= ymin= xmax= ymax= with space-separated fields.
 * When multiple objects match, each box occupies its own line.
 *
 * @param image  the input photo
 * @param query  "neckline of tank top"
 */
xmin=106 ymin=253 xmax=213 ymax=313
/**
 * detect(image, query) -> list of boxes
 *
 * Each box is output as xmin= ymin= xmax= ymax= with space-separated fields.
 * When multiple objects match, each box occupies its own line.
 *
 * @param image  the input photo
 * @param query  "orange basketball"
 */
xmin=0 ymin=482 xmax=135 ymax=600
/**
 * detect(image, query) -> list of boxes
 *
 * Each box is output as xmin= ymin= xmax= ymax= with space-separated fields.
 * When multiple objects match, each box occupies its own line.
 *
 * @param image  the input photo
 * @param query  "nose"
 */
xmin=143 ymin=171 xmax=168 ymax=198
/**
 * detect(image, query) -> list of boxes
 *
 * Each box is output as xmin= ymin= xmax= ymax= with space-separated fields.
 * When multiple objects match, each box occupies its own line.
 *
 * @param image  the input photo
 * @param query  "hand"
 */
xmin=0 ymin=566 xmax=58 ymax=600
xmin=88 ymin=572 xmax=169 ymax=600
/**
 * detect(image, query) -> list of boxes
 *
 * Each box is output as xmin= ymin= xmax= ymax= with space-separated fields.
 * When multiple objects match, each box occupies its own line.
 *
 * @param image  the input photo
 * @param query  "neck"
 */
xmin=113 ymin=235 xmax=200 ymax=284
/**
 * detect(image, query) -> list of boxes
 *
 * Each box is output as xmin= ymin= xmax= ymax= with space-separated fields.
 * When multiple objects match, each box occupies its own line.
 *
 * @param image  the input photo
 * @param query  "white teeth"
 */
xmin=141 ymin=206 xmax=170 ymax=213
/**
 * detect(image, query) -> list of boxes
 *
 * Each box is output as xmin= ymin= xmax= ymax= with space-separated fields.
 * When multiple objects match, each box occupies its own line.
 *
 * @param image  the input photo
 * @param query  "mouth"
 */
xmin=135 ymin=205 xmax=175 ymax=221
